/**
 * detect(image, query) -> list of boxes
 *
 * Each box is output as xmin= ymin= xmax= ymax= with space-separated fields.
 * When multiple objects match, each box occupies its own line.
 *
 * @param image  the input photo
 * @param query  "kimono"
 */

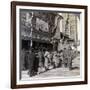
xmin=44 ymin=51 xmax=49 ymax=69
xmin=28 ymin=51 xmax=35 ymax=77
xmin=53 ymin=51 xmax=60 ymax=67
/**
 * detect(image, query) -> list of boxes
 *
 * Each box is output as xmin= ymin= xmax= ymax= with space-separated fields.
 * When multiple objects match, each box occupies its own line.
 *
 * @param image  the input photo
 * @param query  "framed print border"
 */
xmin=11 ymin=1 xmax=88 ymax=89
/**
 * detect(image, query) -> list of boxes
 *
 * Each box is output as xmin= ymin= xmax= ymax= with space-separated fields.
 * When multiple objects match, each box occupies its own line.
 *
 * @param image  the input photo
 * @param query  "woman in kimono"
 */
xmin=44 ymin=50 xmax=49 ymax=70
xmin=53 ymin=51 xmax=60 ymax=68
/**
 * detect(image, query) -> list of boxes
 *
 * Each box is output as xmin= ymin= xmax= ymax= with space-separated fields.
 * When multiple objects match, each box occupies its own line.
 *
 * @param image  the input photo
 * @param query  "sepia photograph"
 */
xmin=20 ymin=10 xmax=80 ymax=79
xmin=11 ymin=1 xmax=87 ymax=89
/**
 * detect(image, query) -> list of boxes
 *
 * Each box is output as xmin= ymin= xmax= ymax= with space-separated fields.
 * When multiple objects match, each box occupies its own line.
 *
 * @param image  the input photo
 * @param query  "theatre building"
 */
xmin=20 ymin=10 xmax=63 ymax=70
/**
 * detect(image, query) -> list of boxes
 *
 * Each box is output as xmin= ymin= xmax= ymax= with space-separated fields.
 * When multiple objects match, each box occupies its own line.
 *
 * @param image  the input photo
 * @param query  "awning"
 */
xmin=21 ymin=36 xmax=51 ymax=44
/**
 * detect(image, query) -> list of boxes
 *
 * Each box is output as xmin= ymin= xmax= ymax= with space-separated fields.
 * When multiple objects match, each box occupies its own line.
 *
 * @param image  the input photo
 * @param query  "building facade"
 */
xmin=20 ymin=10 xmax=80 ymax=70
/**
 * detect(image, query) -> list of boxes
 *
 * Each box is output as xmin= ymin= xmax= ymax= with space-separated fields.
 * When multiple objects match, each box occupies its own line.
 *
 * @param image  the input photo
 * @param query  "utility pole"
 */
xmin=30 ymin=12 xmax=33 ymax=49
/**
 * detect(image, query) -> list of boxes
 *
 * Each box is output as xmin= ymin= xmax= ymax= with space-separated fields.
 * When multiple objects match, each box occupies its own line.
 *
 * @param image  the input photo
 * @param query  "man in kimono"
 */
xmin=28 ymin=49 xmax=35 ymax=77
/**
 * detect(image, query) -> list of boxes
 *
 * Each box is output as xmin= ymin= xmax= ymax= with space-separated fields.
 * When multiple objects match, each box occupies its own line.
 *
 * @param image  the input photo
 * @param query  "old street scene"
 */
xmin=20 ymin=10 xmax=80 ymax=80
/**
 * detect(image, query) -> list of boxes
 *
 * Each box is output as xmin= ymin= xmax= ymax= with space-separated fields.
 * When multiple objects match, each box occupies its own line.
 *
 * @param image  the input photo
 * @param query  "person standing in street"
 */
xmin=44 ymin=49 xmax=49 ymax=71
xmin=67 ymin=45 xmax=73 ymax=70
xmin=28 ymin=49 xmax=35 ymax=77
xmin=37 ymin=49 xmax=45 ymax=74
xmin=53 ymin=51 xmax=60 ymax=68
xmin=58 ymin=50 xmax=63 ymax=67
xmin=63 ymin=48 xmax=68 ymax=68
xmin=48 ymin=51 xmax=53 ymax=69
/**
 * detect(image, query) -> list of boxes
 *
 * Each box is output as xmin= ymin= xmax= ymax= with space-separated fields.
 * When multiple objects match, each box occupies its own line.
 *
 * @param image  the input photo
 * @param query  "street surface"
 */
xmin=21 ymin=56 xmax=80 ymax=80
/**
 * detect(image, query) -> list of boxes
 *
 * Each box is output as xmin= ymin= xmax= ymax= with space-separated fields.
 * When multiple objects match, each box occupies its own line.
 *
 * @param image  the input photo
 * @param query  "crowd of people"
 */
xmin=21 ymin=44 xmax=77 ymax=77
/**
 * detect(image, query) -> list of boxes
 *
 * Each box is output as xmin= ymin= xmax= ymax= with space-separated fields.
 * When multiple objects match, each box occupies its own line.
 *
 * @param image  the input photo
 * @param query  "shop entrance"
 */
xmin=22 ymin=40 xmax=30 ymax=50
